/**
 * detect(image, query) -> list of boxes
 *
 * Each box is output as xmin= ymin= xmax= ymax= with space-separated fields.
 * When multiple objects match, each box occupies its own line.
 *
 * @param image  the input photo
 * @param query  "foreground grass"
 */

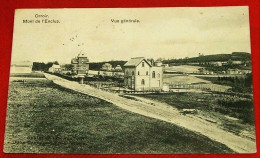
xmin=10 ymin=72 xmax=45 ymax=78
xmin=4 ymin=79 xmax=233 ymax=153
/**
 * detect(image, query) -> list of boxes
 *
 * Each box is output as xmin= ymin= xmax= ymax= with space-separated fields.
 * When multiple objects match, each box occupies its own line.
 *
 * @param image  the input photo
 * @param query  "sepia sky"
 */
xmin=11 ymin=7 xmax=250 ymax=64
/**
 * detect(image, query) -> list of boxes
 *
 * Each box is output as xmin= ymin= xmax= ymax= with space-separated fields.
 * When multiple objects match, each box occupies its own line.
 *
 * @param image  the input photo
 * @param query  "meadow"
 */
xmin=4 ymin=79 xmax=233 ymax=153
xmin=135 ymin=92 xmax=255 ymax=140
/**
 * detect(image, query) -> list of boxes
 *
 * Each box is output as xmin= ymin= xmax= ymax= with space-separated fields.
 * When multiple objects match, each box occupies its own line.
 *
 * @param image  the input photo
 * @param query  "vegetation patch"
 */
xmin=136 ymin=93 xmax=255 ymax=125
xmin=4 ymin=80 xmax=233 ymax=153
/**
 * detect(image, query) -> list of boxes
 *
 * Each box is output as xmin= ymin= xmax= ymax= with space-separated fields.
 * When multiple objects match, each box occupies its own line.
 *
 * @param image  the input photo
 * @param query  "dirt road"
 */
xmin=44 ymin=73 xmax=256 ymax=153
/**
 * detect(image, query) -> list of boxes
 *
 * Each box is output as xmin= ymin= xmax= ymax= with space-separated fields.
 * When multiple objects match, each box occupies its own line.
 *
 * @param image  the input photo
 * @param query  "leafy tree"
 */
xmin=64 ymin=64 xmax=73 ymax=71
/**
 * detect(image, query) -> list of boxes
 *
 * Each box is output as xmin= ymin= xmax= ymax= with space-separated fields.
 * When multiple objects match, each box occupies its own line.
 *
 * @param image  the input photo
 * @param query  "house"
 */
xmin=209 ymin=61 xmax=222 ymax=66
xmin=101 ymin=63 xmax=113 ymax=71
xmin=161 ymin=64 xmax=169 ymax=67
xmin=48 ymin=64 xmax=61 ymax=73
xmin=71 ymin=52 xmax=89 ymax=75
xmin=227 ymin=69 xmax=239 ymax=75
xmin=124 ymin=57 xmax=163 ymax=91
xmin=10 ymin=61 xmax=33 ymax=73
xmin=155 ymin=60 xmax=162 ymax=67
xmin=232 ymin=61 xmax=243 ymax=65
xmin=114 ymin=65 xmax=123 ymax=72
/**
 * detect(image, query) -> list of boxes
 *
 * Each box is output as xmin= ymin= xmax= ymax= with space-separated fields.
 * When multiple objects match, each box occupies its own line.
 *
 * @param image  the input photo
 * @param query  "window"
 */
xmin=142 ymin=62 xmax=145 ymax=67
xmin=157 ymin=73 xmax=160 ymax=78
xmin=132 ymin=71 xmax=135 ymax=75
xmin=126 ymin=70 xmax=128 ymax=75
xmin=152 ymin=71 xmax=155 ymax=78
xmin=141 ymin=79 xmax=145 ymax=85
xmin=138 ymin=71 xmax=140 ymax=75
xmin=146 ymin=71 xmax=148 ymax=75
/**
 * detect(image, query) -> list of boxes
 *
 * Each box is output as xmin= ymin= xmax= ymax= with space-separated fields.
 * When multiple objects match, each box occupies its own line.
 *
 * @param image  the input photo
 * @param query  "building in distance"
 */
xmin=101 ymin=63 xmax=113 ymax=71
xmin=48 ymin=64 xmax=61 ymax=73
xmin=10 ymin=61 xmax=33 ymax=74
xmin=71 ymin=52 xmax=89 ymax=76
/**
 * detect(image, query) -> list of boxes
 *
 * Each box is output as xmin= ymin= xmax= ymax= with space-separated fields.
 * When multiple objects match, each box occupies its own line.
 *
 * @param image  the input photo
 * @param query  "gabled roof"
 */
xmin=51 ymin=64 xmax=61 ymax=69
xmin=124 ymin=57 xmax=152 ymax=67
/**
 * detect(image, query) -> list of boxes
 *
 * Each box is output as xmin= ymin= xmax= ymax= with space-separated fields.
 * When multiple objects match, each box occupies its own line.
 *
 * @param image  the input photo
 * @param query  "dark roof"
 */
xmin=124 ymin=57 xmax=151 ymax=67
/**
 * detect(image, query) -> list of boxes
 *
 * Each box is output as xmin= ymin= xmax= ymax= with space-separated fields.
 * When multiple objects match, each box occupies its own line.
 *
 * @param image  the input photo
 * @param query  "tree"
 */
xmin=32 ymin=62 xmax=45 ymax=71
xmin=64 ymin=64 xmax=73 ymax=71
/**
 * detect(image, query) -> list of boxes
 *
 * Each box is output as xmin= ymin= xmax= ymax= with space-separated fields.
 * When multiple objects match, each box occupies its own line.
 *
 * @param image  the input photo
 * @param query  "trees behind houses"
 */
xmin=32 ymin=61 xmax=59 ymax=72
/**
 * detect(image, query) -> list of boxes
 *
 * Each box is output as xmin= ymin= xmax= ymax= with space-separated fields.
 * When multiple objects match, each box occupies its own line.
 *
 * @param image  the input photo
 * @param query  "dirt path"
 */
xmin=44 ymin=73 xmax=256 ymax=153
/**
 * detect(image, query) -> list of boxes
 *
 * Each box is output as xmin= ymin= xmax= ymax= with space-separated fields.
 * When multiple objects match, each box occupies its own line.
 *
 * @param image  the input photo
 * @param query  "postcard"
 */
xmin=4 ymin=7 xmax=256 ymax=153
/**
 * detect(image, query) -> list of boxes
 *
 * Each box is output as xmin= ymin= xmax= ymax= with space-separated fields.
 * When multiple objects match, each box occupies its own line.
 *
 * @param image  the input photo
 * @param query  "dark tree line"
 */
xmin=216 ymin=73 xmax=253 ymax=93
xmin=162 ymin=52 xmax=251 ymax=65
xmin=32 ymin=61 xmax=59 ymax=72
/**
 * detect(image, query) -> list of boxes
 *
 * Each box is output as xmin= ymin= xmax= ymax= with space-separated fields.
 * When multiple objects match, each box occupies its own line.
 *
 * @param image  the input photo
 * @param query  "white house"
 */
xmin=124 ymin=57 xmax=163 ymax=91
xmin=114 ymin=65 xmax=123 ymax=71
xmin=10 ymin=61 xmax=33 ymax=74
xmin=101 ymin=63 xmax=113 ymax=71
xmin=49 ymin=64 xmax=61 ymax=73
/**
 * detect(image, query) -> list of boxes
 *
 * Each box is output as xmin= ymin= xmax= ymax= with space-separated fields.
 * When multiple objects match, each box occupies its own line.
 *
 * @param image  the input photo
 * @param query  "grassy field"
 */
xmin=163 ymin=74 xmax=231 ymax=92
xmin=164 ymin=65 xmax=202 ymax=73
xmin=10 ymin=72 xmax=45 ymax=78
xmin=135 ymin=93 xmax=254 ymax=125
xmin=163 ymin=74 xmax=210 ymax=84
xmin=135 ymin=92 xmax=255 ymax=140
xmin=4 ymin=79 xmax=233 ymax=153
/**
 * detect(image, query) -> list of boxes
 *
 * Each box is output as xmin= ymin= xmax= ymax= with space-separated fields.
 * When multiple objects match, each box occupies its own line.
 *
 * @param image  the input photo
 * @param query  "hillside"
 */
xmin=163 ymin=52 xmax=251 ymax=65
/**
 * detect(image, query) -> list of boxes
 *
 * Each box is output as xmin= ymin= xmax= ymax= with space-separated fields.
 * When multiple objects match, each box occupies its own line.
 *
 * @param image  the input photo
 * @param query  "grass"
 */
xmin=135 ymin=93 xmax=254 ymax=125
xmin=196 ymin=76 xmax=253 ymax=94
xmin=4 ymin=79 xmax=233 ymax=153
xmin=10 ymin=72 xmax=45 ymax=78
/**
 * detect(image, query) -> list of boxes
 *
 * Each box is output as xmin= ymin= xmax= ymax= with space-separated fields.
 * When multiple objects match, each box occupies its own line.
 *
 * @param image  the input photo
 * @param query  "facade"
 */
xmin=124 ymin=57 xmax=163 ymax=91
xmin=49 ymin=64 xmax=61 ymax=73
xmin=10 ymin=61 xmax=33 ymax=73
xmin=71 ymin=52 xmax=89 ymax=75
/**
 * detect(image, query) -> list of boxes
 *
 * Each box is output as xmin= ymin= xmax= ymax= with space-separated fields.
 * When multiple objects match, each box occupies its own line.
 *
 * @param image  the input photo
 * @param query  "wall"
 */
xmin=135 ymin=61 xmax=150 ymax=91
xmin=150 ymin=66 xmax=163 ymax=89
xmin=124 ymin=67 xmax=135 ymax=89
xmin=10 ymin=66 xmax=32 ymax=74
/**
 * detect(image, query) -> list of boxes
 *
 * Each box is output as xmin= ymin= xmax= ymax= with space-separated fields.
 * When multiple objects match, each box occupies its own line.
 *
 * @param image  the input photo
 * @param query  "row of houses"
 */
xmin=68 ymin=53 xmax=164 ymax=91
xmin=188 ymin=60 xmax=250 ymax=67
xmin=197 ymin=68 xmax=252 ymax=75
xmin=101 ymin=63 xmax=123 ymax=71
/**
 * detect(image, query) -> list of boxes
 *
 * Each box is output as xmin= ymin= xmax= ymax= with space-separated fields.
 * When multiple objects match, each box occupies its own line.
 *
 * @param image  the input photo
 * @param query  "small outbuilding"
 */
xmin=10 ymin=61 xmax=33 ymax=74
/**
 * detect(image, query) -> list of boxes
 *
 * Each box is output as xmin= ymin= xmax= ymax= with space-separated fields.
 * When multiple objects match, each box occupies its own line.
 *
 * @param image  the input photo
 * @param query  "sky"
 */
xmin=11 ymin=7 xmax=251 ymax=64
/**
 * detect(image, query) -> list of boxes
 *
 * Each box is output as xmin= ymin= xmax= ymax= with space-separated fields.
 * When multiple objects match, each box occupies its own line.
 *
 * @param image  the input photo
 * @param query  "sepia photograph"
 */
xmin=4 ymin=7 xmax=256 ymax=154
